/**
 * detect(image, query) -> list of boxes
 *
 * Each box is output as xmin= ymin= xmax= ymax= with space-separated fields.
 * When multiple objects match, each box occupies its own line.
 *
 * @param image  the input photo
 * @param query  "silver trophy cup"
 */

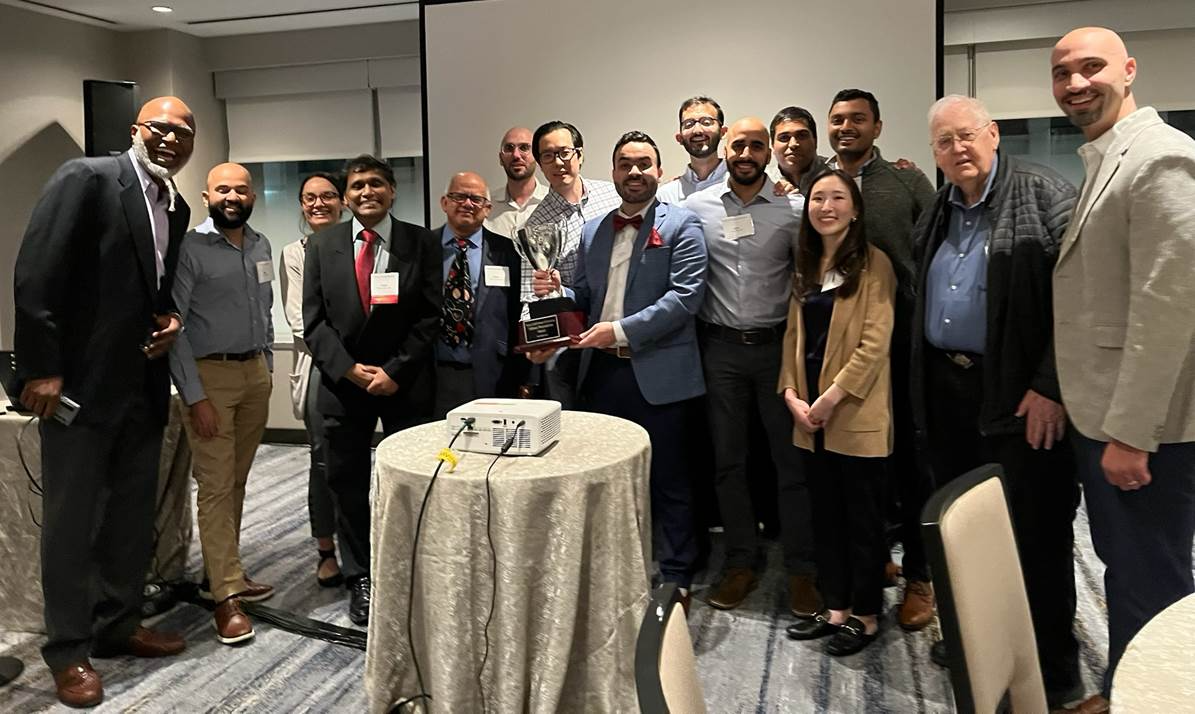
xmin=513 ymin=223 xmax=585 ymax=351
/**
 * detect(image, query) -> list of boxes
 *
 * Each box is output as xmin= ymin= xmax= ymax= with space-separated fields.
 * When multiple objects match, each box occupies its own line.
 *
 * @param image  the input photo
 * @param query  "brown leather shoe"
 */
xmin=94 ymin=626 xmax=185 ymax=658
xmin=789 ymin=574 xmax=824 ymax=618
xmin=214 ymin=597 xmax=255 ymax=645
xmin=53 ymin=662 xmax=102 ymax=708
xmin=899 ymin=580 xmax=935 ymax=630
xmin=238 ymin=577 xmax=274 ymax=603
xmin=884 ymin=561 xmax=903 ymax=587
xmin=708 ymin=567 xmax=758 ymax=610
xmin=1063 ymin=694 xmax=1109 ymax=714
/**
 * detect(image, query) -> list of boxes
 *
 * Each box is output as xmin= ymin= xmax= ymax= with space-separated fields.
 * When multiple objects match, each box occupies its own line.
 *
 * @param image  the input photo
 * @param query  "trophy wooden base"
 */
xmin=514 ymin=307 xmax=586 ymax=353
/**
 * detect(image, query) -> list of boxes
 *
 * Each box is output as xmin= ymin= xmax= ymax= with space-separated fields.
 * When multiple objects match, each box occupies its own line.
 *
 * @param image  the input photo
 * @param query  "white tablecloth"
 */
xmin=1112 ymin=592 xmax=1195 ymax=712
xmin=364 ymin=411 xmax=652 ymax=713
xmin=0 ymin=395 xmax=192 ymax=632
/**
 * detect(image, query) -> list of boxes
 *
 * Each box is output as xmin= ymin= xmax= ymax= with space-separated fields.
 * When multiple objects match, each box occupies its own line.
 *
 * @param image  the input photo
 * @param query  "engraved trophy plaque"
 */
xmin=512 ymin=223 xmax=586 ymax=353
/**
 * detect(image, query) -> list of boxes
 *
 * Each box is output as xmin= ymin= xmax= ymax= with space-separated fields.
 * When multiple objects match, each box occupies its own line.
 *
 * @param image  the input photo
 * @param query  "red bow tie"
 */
xmin=613 ymin=214 xmax=643 ymax=232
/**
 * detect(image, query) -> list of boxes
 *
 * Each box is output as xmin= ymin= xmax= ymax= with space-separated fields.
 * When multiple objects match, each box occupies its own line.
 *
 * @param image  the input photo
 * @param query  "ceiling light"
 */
xmin=151 ymin=5 xmax=173 ymax=12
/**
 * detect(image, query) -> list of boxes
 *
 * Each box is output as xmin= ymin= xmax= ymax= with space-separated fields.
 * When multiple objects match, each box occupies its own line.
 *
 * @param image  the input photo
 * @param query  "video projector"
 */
xmin=446 ymin=399 xmax=562 ymax=456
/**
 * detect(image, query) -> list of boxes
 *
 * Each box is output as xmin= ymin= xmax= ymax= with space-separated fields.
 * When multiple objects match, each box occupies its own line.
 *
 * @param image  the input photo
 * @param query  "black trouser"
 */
xmin=1072 ymin=432 xmax=1195 ymax=697
xmin=321 ymin=406 xmax=412 ymax=582
xmin=916 ymin=349 xmax=1081 ymax=697
xmin=545 ymin=348 xmax=579 ymax=410
xmin=40 ymin=400 xmax=162 ymax=672
xmin=581 ymin=351 xmax=697 ymax=586
xmin=432 ymin=361 xmax=476 ymax=420
xmin=805 ymin=433 xmax=888 ymax=616
xmin=699 ymin=329 xmax=815 ymax=575
xmin=304 ymin=367 xmax=335 ymax=539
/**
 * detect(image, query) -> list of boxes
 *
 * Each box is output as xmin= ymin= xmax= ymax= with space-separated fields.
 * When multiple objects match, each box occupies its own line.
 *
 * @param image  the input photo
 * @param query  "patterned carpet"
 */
xmin=0 ymin=444 xmax=1116 ymax=712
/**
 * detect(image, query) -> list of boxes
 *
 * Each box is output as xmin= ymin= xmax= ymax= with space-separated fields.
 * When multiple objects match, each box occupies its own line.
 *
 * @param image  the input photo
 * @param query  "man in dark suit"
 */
xmin=13 ymin=96 xmax=195 ymax=708
xmin=303 ymin=154 xmax=441 ymax=625
xmin=531 ymin=131 xmax=708 ymax=609
xmin=432 ymin=171 xmax=524 ymax=418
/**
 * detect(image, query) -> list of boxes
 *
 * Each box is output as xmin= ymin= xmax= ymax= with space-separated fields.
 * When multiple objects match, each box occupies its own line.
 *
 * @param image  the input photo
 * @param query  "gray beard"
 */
xmin=131 ymin=132 xmax=179 ymax=210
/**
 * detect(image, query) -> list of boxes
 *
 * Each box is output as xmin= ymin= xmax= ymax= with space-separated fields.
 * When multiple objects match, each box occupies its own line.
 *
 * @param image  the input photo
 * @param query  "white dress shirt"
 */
xmin=598 ymin=205 xmax=651 ymax=347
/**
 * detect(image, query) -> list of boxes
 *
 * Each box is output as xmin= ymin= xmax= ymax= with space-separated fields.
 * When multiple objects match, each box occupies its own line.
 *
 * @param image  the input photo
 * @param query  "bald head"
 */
xmin=499 ymin=126 xmax=536 ymax=181
xmin=1051 ymin=27 xmax=1137 ymax=140
xmin=130 ymin=95 xmax=196 ymax=175
xmin=724 ymin=117 xmax=771 ymax=187
xmin=441 ymin=171 xmax=492 ymax=235
xmin=203 ymin=162 xmax=255 ymax=231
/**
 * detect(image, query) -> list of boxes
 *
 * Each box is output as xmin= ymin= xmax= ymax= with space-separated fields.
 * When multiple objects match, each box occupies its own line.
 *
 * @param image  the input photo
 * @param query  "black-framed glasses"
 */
xmin=445 ymin=192 xmax=490 ymax=207
xmin=931 ymin=121 xmax=993 ymax=153
xmin=681 ymin=116 xmax=719 ymax=131
xmin=538 ymin=147 xmax=581 ymax=164
xmin=301 ymin=191 xmax=341 ymax=206
xmin=139 ymin=120 xmax=195 ymax=141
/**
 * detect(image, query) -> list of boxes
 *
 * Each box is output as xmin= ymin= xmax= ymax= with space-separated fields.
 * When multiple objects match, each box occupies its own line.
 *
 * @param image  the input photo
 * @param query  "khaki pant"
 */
xmin=182 ymin=355 xmax=272 ymax=602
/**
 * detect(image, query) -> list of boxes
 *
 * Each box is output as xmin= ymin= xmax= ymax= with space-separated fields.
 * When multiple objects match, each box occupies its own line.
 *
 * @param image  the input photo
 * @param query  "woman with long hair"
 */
xmin=279 ymin=172 xmax=346 ymax=587
xmin=778 ymin=169 xmax=896 ymax=656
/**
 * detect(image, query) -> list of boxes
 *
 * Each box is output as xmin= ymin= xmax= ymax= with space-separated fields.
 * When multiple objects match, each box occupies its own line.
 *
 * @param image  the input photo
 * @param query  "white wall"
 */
xmin=424 ymin=0 xmax=938 ymax=217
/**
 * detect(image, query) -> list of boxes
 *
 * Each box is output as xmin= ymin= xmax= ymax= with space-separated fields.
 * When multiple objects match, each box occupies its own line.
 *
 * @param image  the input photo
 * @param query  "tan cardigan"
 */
xmin=777 ymin=245 xmax=896 ymax=457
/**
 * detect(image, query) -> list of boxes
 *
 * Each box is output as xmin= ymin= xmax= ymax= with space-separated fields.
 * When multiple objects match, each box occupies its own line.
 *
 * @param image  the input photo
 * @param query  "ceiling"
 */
xmin=1 ymin=0 xmax=418 ymax=36
xmin=3 ymin=0 xmax=1075 ymax=37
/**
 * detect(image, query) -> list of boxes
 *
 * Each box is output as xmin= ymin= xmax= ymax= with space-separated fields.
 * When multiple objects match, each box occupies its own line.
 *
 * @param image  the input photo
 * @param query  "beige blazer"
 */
xmin=280 ymin=238 xmax=312 ymax=421
xmin=778 ymin=245 xmax=896 ymax=457
xmin=1054 ymin=107 xmax=1195 ymax=451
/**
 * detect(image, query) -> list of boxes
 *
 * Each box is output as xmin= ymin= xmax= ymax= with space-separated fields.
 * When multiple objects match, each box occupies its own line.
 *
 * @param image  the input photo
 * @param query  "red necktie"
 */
xmin=612 ymin=214 xmax=643 ymax=232
xmin=355 ymin=229 xmax=378 ymax=315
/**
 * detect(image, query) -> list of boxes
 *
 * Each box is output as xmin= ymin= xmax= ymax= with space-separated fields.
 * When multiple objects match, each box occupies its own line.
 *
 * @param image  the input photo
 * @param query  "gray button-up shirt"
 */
xmin=657 ymin=159 xmax=728 ymax=204
xmin=925 ymin=155 xmax=997 ymax=354
xmin=681 ymin=175 xmax=804 ymax=328
xmin=169 ymin=218 xmax=274 ymax=405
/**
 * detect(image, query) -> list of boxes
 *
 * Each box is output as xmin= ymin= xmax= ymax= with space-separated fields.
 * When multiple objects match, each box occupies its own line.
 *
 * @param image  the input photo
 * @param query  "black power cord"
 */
xmin=392 ymin=419 xmax=473 ymax=713
xmin=476 ymin=420 xmax=524 ymax=714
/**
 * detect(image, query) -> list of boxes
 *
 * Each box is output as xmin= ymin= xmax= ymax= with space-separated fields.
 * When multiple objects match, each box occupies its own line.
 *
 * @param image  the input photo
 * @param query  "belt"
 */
xmin=436 ymin=360 xmax=473 ymax=370
xmin=199 ymin=350 xmax=263 ymax=362
xmin=597 ymin=346 xmax=632 ymax=359
xmin=934 ymin=348 xmax=983 ymax=370
xmin=699 ymin=321 xmax=786 ymax=346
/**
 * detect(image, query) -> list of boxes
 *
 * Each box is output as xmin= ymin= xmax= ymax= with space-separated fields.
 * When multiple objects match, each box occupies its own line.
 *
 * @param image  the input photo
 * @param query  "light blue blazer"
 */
xmin=571 ymin=200 xmax=708 ymax=405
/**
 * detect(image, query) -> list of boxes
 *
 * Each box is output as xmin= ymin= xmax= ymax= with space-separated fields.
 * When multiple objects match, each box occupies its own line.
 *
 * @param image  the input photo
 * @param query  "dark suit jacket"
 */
xmin=303 ymin=216 xmax=442 ymax=418
xmin=434 ymin=226 xmax=526 ymax=398
xmin=13 ymin=152 xmax=189 ymax=426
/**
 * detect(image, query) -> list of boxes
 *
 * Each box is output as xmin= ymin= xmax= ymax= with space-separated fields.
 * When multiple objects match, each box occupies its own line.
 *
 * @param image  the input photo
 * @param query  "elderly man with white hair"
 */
xmin=907 ymin=94 xmax=1085 ymax=708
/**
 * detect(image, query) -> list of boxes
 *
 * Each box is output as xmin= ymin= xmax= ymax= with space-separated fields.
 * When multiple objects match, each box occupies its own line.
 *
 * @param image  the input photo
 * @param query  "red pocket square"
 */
xmin=646 ymin=228 xmax=665 ymax=249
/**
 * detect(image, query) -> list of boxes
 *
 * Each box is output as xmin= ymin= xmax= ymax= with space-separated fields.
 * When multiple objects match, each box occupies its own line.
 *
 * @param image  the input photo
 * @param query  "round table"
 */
xmin=1111 ymin=592 xmax=1195 ymax=712
xmin=363 ymin=411 xmax=652 ymax=714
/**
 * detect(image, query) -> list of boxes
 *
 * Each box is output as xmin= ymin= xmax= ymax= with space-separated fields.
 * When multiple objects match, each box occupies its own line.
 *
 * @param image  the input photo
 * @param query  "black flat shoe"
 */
xmin=824 ymin=617 xmax=878 ymax=656
xmin=786 ymin=613 xmax=841 ymax=640
xmin=348 ymin=576 xmax=371 ymax=626
xmin=317 ymin=548 xmax=344 ymax=588
xmin=930 ymin=639 xmax=948 ymax=667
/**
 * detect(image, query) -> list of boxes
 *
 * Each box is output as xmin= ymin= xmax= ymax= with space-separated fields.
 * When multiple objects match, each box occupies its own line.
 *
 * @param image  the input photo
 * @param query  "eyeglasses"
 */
xmin=501 ymin=142 xmax=533 ymax=155
xmin=681 ymin=116 xmax=719 ymax=131
xmin=931 ymin=121 xmax=993 ymax=153
xmin=445 ymin=192 xmax=490 ymax=207
xmin=537 ymin=147 xmax=581 ymax=164
xmin=139 ymin=121 xmax=195 ymax=141
xmin=301 ymin=191 xmax=341 ymax=206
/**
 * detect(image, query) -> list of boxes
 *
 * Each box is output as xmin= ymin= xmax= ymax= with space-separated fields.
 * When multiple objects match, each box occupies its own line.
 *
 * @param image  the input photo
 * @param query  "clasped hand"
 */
xmin=345 ymin=363 xmax=398 ymax=396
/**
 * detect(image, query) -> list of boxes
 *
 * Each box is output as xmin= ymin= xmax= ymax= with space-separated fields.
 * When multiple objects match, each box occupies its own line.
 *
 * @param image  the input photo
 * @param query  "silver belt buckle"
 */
xmin=948 ymin=352 xmax=974 ymax=369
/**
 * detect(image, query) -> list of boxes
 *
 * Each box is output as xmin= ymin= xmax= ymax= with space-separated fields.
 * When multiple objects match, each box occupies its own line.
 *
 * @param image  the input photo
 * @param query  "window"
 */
xmin=242 ymin=157 xmax=426 ymax=342
xmin=999 ymin=110 xmax=1195 ymax=188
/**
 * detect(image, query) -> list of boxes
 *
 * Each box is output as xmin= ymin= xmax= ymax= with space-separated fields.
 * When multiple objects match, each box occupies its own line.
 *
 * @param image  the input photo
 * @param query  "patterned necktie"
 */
xmin=441 ymin=237 xmax=474 ymax=348
xmin=355 ymin=229 xmax=378 ymax=315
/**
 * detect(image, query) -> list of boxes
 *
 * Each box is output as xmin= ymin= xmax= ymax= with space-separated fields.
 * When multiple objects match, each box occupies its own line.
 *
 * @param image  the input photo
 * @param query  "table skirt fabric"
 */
xmin=365 ymin=411 xmax=653 ymax=713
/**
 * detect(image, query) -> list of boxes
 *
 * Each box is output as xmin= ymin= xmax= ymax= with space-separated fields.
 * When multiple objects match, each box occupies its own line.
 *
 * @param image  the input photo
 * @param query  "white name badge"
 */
xmin=255 ymin=260 xmax=274 ymax=284
xmin=371 ymin=272 xmax=399 ymax=304
xmin=484 ymin=264 xmax=511 ymax=287
xmin=722 ymin=213 xmax=755 ymax=240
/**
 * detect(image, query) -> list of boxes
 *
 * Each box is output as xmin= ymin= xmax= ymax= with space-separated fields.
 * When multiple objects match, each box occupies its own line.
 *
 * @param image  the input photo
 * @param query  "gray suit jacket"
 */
xmin=1054 ymin=107 xmax=1195 ymax=450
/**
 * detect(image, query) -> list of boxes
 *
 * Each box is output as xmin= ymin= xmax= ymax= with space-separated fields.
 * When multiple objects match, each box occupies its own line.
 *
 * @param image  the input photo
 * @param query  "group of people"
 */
xmin=11 ymin=24 xmax=1193 ymax=714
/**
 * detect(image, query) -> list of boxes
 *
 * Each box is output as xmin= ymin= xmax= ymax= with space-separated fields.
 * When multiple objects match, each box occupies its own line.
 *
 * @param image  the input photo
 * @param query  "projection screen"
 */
xmin=421 ymin=0 xmax=939 ymax=221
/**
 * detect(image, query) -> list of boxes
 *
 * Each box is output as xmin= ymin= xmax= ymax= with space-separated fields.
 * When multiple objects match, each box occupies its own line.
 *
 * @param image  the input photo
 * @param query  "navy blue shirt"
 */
xmin=925 ymin=155 xmax=997 ymax=354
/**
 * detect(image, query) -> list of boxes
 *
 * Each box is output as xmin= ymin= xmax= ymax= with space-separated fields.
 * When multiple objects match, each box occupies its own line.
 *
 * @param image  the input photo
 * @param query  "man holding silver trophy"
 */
xmin=528 ymin=131 xmax=708 ymax=609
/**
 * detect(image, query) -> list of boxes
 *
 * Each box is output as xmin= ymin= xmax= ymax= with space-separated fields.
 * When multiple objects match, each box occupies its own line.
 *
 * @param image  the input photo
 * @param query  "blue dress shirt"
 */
xmin=436 ymin=226 xmax=483 ymax=364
